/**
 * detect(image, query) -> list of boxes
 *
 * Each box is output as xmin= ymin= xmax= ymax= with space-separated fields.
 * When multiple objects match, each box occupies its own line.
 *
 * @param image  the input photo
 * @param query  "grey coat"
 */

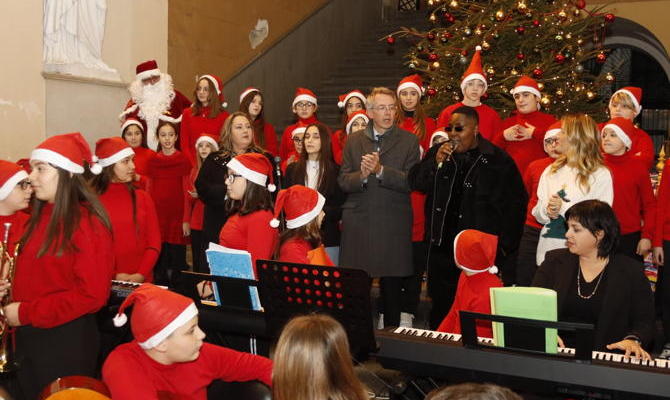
xmin=337 ymin=124 xmax=420 ymax=277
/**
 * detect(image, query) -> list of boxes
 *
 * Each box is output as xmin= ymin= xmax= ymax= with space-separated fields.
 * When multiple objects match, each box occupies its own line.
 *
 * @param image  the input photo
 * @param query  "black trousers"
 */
xmin=154 ymin=243 xmax=187 ymax=287
xmin=426 ymin=243 xmax=461 ymax=330
xmin=16 ymin=314 xmax=99 ymax=400
xmin=516 ymin=225 xmax=541 ymax=286
xmin=379 ymin=277 xmax=405 ymax=327
xmin=190 ymin=229 xmax=208 ymax=274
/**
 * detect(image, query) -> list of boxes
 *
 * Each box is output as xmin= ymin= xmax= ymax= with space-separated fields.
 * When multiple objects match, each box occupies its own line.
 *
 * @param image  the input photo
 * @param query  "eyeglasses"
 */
xmin=292 ymin=137 xmax=303 ymax=144
xmin=295 ymin=102 xmax=315 ymax=109
xmin=16 ymin=180 xmax=31 ymax=190
xmin=225 ymin=173 xmax=243 ymax=184
xmin=445 ymin=125 xmax=465 ymax=133
xmin=544 ymin=138 xmax=559 ymax=146
xmin=373 ymin=105 xmax=397 ymax=112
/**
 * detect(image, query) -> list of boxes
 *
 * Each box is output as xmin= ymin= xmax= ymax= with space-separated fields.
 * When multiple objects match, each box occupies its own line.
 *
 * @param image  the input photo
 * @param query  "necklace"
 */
xmin=576 ymin=260 xmax=607 ymax=300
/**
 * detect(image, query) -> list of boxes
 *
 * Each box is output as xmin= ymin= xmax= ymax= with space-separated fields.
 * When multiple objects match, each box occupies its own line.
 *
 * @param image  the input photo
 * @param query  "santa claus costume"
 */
xmin=436 ymin=47 xmax=501 ymax=141
xmin=437 ymin=230 xmax=503 ymax=337
xmin=0 ymin=160 xmax=31 ymax=253
xmin=180 ymin=74 xmax=230 ymax=166
xmin=239 ymin=87 xmax=279 ymax=156
xmin=103 ymin=283 xmax=272 ymax=400
xmin=11 ymin=133 xmax=113 ymax=400
xmin=332 ymin=90 xmax=368 ymax=165
xmin=272 ymin=185 xmax=333 ymax=266
xmin=492 ymin=76 xmax=557 ymax=175
xmin=279 ymin=88 xmax=323 ymax=160
xmin=120 ymin=60 xmax=192 ymax=151
xmin=93 ymin=137 xmax=161 ymax=283
xmin=120 ymin=118 xmax=156 ymax=190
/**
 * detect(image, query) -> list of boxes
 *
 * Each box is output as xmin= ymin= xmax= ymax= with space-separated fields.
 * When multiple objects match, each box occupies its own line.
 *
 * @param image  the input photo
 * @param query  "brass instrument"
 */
xmin=0 ymin=222 xmax=19 ymax=373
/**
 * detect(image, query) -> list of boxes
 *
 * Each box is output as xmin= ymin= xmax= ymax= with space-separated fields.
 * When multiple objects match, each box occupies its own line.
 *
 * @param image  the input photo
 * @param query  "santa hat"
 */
xmin=345 ymin=110 xmax=369 ymax=134
xmin=603 ymin=117 xmax=635 ymax=149
xmin=199 ymin=74 xmax=227 ymax=108
xmin=610 ymin=87 xmax=643 ymax=116
xmin=460 ymin=46 xmax=487 ymax=92
xmin=120 ymin=118 xmax=144 ymax=135
xmin=397 ymin=74 xmax=425 ymax=97
xmin=292 ymin=88 xmax=318 ymax=108
xmin=95 ymin=137 xmax=135 ymax=168
xmin=31 ymin=132 xmax=101 ymax=175
xmin=270 ymin=185 xmax=325 ymax=229
xmin=135 ymin=60 xmax=161 ymax=81
xmin=545 ymin=120 xmax=562 ymax=140
xmin=239 ymin=87 xmax=260 ymax=104
xmin=291 ymin=125 xmax=307 ymax=139
xmin=227 ymin=153 xmax=276 ymax=192
xmin=112 ymin=283 xmax=198 ymax=350
xmin=510 ymin=76 xmax=542 ymax=99
xmin=430 ymin=128 xmax=449 ymax=145
xmin=337 ymin=90 xmax=367 ymax=109
xmin=0 ymin=160 xmax=28 ymax=201
xmin=453 ymin=229 xmax=499 ymax=275
xmin=195 ymin=134 xmax=219 ymax=151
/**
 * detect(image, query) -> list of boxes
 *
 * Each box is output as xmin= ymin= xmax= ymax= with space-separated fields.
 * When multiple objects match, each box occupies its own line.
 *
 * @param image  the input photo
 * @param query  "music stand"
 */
xmin=256 ymin=260 xmax=375 ymax=358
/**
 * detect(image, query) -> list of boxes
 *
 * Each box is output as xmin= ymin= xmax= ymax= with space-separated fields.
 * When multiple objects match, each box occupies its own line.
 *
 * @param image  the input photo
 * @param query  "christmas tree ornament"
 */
xmin=464 ymin=27 xmax=472 ymax=35
xmin=558 ymin=10 xmax=568 ymax=20
xmin=449 ymin=0 xmax=458 ymax=7
xmin=596 ymin=52 xmax=607 ymax=63
xmin=429 ymin=53 xmax=439 ymax=61
xmin=556 ymin=89 xmax=564 ymax=97
xmin=586 ymin=91 xmax=596 ymax=100
xmin=516 ymin=26 xmax=526 ymax=34
xmin=427 ymin=87 xmax=438 ymax=96
xmin=444 ymin=12 xmax=456 ymax=23
xmin=564 ymin=50 xmax=572 ymax=58
xmin=427 ymin=32 xmax=437 ymax=41
xmin=430 ymin=14 xmax=437 ymax=22
xmin=565 ymin=33 xmax=572 ymax=39
xmin=517 ymin=1 xmax=528 ymax=12
xmin=533 ymin=46 xmax=541 ymax=53
xmin=431 ymin=61 xmax=441 ymax=69
xmin=541 ymin=96 xmax=551 ymax=106
xmin=576 ymin=0 xmax=586 ymax=9
xmin=486 ymin=66 xmax=496 ymax=74
xmin=511 ymin=68 xmax=519 ymax=76
xmin=554 ymin=53 xmax=566 ymax=63
xmin=537 ymin=82 xmax=545 ymax=90
xmin=604 ymin=13 xmax=615 ymax=23
xmin=475 ymin=28 xmax=483 ymax=35
xmin=417 ymin=45 xmax=424 ymax=51
xmin=386 ymin=36 xmax=396 ymax=45
xmin=555 ymin=34 xmax=563 ymax=41
xmin=495 ymin=10 xmax=505 ymax=21
xmin=533 ymin=68 xmax=544 ymax=78
xmin=459 ymin=55 xmax=468 ymax=64
xmin=605 ymin=72 xmax=614 ymax=81
xmin=516 ymin=53 xmax=525 ymax=60
xmin=409 ymin=62 xmax=416 ymax=69
xmin=573 ymin=9 xmax=581 ymax=17
xmin=482 ymin=41 xmax=491 ymax=50
xmin=533 ymin=19 xmax=541 ymax=27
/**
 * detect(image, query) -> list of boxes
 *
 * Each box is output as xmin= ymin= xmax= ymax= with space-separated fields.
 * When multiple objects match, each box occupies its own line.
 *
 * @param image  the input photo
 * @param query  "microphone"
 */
xmin=437 ymin=142 xmax=459 ymax=169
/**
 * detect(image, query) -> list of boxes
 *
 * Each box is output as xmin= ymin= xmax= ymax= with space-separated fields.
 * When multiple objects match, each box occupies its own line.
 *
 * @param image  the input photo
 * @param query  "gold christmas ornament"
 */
xmin=495 ymin=10 xmax=505 ymax=21
xmin=511 ymin=68 xmax=519 ymax=76
xmin=430 ymin=14 xmax=437 ymax=22
xmin=537 ymin=82 xmax=545 ymax=90
xmin=482 ymin=41 xmax=491 ymax=50
xmin=605 ymin=72 xmax=614 ymax=81
xmin=586 ymin=91 xmax=596 ymax=100
xmin=432 ymin=61 xmax=441 ymax=69
xmin=541 ymin=96 xmax=551 ymax=105
xmin=450 ymin=0 xmax=459 ymax=7
xmin=517 ymin=1 xmax=528 ymax=11
xmin=556 ymin=89 xmax=564 ymax=97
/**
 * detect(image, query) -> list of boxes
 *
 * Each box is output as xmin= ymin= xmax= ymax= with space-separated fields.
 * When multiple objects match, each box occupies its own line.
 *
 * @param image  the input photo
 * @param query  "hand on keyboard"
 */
xmin=606 ymin=339 xmax=651 ymax=361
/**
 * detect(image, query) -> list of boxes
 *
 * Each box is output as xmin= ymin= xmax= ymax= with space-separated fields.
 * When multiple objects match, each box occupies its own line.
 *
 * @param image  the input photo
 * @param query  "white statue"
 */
xmin=43 ymin=0 xmax=120 ymax=81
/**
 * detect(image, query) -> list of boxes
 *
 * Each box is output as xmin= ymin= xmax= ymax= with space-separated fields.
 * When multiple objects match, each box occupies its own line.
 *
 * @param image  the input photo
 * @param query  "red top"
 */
xmin=184 ymin=167 xmax=205 ymax=231
xmin=437 ymin=271 xmax=503 ymax=338
xmin=0 ymin=211 xmax=29 ymax=254
xmin=100 ymin=183 xmax=161 ymax=282
xmin=523 ymin=157 xmax=554 ymax=228
xmin=332 ymin=129 xmax=346 ymax=165
xmin=279 ymin=115 xmax=319 ymax=160
xmin=655 ymin=160 xmax=670 ymax=246
xmin=103 ymin=341 xmax=272 ymax=400
xmin=399 ymin=116 xmax=436 ymax=151
xmin=13 ymin=204 xmax=113 ymax=328
xmin=604 ymin=153 xmax=656 ymax=237
xmin=492 ymin=110 xmax=557 ymax=175
xmin=598 ymin=122 xmax=655 ymax=168
xmin=255 ymin=121 xmax=279 ymax=157
xmin=132 ymin=146 xmax=156 ymax=190
xmin=278 ymin=237 xmax=312 ymax=264
xmin=180 ymin=106 xmax=228 ymax=166
xmin=146 ymin=151 xmax=192 ymax=245
xmin=437 ymin=102 xmax=501 ymax=141
xmin=219 ymin=210 xmax=278 ymax=270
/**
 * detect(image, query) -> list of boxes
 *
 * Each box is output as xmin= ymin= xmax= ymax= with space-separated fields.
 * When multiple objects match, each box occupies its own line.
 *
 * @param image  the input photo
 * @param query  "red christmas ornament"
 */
xmin=596 ymin=52 xmax=607 ymax=63
xmin=554 ymin=53 xmax=566 ymax=63
xmin=516 ymin=53 xmax=525 ymax=60
xmin=576 ymin=0 xmax=586 ymax=9
xmin=532 ymin=19 xmax=540 ymax=27
xmin=515 ymin=26 xmax=526 ymax=35
xmin=444 ymin=12 xmax=456 ymax=23
xmin=427 ymin=32 xmax=437 ymax=41
xmin=386 ymin=36 xmax=396 ymax=45
xmin=604 ymin=13 xmax=615 ymax=23
xmin=426 ymin=88 xmax=438 ymax=97
xmin=428 ymin=53 xmax=439 ymax=61
xmin=461 ymin=50 xmax=469 ymax=56
xmin=532 ymin=68 xmax=544 ymax=78
xmin=445 ymin=32 xmax=454 ymax=39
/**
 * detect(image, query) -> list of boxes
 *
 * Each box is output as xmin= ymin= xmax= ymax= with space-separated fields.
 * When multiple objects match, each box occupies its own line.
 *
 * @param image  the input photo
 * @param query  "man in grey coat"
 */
xmin=338 ymin=87 xmax=420 ymax=328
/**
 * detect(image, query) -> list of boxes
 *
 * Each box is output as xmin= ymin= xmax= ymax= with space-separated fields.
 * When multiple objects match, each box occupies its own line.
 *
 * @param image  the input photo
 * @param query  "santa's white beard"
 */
xmin=129 ymin=74 xmax=176 ymax=150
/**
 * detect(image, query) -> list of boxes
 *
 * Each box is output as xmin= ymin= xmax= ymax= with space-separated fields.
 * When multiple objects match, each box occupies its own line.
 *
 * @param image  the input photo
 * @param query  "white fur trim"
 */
xmin=98 ymin=147 xmax=135 ymax=168
xmin=286 ymin=192 xmax=326 ymax=229
xmin=158 ymin=114 xmax=183 ymax=124
xmin=603 ymin=123 xmax=632 ymax=149
xmin=31 ymin=148 xmax=84 ymax=174
xmin=136 ymin=68 xmax=161 ymax=81
xmin=475 ymin=45 xmax=482 ymax=51
xmin=338 ymin=92 xmax=367 ymax=110
xmin=0 ymin=170 xmax=28 ymax=201
xmin=222 ymin=102 xmax=228 ymax=109
xmin=139 ymin=303 xmax=198 ymax=349
xmin=610 ymin=89 xmax=642 ymax=116
xmin=510 ymin=85 xmax=542 ymax=100
xmin=119 ymin=104 xmax=139 ymax=121
xmin=452 ymin=230 xmax=495 ymax=275
xmin=267 ymin=183 xmax=276 ymax=192
xmin=239 ymin=88 xmax=259 ymax=104
xmin=460 ymin=74 xmax=488 ymax=92
xmin=292 ymin=94 xmax=317 ymax=108
xmin=227 ymin=158 xmax=267 ymax=187
xmin=430 ymin=130 xmax=449 ymax=145
xmin=121 ymin=118 xmax=143 ymax=134
xmin=269 ymin=218 xmax=280 ymax=228
xmin=199 ymin=74 xmax=221 ymax=95
xmin=544 ymin=128 xmax=561 ymax=140
xmin=346 ymin=114 xmax=369 ymax=134
xmin=291 ymin=126 xmax=307 ymax=138
xmin=195 ymin=136 xmax=219 ymax=151
xmin=113 ymin=312 xmax=128 ymax=327
xmin=397 ymin=82 xmax=424 ymax=97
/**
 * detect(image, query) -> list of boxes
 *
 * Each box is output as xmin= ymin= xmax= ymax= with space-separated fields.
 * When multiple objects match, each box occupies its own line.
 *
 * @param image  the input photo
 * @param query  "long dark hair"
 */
xmin=21 ymin=167 xmax=111 ymax=257
xmin=156 ymin=120 xmax=179 ymax=153
xmin=273 ymin=218 xmax=322 ymax=259
xmin=239 ymin=90 xmax=268 ymax=149
xmin=90 ymin=164 xmax=138 ymax=229
xmin=289 ymin=123 xmax=337 ymax=194
xmin=226 ymin=180 xmax=273 ymax=216
xmin=121 ymin=123 xmax=148 ymax=148
xmin=192 ymin=77 xmax=223 ymax=118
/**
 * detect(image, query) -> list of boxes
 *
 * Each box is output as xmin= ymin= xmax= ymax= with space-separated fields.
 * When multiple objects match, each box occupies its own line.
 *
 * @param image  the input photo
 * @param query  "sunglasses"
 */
xmin=444 ymin=125 xmax=465 ymax=133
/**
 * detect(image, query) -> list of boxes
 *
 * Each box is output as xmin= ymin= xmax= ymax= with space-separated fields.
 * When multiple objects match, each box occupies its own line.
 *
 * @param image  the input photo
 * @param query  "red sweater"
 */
xmin=279 ymin=237 xmax=312 ymax=264
xmin=146 ymin=151 xmax=192 ymax=245
xmin=219 ymin=210 xmax=277 ymax=269
xmin=493 ymin=110 xmax=557 ymax=175
xmin=399 ymin=116 xmax=436 ymax=151
xmin=0 ymin=211 xmax=29 ymax=253
xmin=655 ymin=160 xmax=670 ymax=246
xmin=180 ymin=107 xmax=229 ymax=166
xmin=437 ymin=102 xmax=501 ymax=141
xmin=598 ymin=122 xmax=655 ymax=168
xmin=523 ymin=157 xmax=554 ymax=228
xmin=184 ymin=168 xmax=205 ymax=231
xmin=103 ymin=341 xmax=272 ymax=400
xmin=437 ymin=271 xmax=502 ymax=338
xmin=604 ymin=153 xmax=656 ymax=237
xmin=13 ymin=204 xmax=113 ymax=328
xmin=100 ymin=183 xmax=161 ymax=282
xmin=279 ymin=115 xmax=319 ymax=160
xmin=255 ymin=120 xmax=279 ymax=157
xmin=332 ymin=129 xmax=346 ymax=165
xmin=132 ymin=146 xmax=156 ymax=190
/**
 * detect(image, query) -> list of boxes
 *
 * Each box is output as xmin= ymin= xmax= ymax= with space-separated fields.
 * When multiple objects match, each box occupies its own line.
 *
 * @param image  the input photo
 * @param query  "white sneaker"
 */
xmin=377 ymin=313 xmax=384 ymax=330
xmin=400 ymin=312 xmax=414 ymax=328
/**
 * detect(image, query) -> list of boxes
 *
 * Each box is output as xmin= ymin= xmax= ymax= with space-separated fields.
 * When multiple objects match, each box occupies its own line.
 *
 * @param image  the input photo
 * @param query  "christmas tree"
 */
xmin=385 ymin=0 xmax=617 ymax=119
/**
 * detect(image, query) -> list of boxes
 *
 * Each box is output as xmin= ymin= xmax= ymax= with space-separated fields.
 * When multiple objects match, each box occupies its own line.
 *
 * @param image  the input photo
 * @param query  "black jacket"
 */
xmin=409 ymin=137 xmax=526 ymax=257
xmin=532 ymin=248 xmax=655 ymax=350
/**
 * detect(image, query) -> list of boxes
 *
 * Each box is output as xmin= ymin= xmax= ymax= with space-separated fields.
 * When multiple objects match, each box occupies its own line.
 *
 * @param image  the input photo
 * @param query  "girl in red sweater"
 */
xmin=332 ymin=90 xmax=367 ymax=165
xmin=271 ymin=185 xmax=332 ymax=266
xmin=92 ymin=137 xmax=161 ymax=283
xmin=219 ymin=153 xmax=278 ymax=268
xmin=281 ymin=125 xmax=307 ymax=174
xmin=239 ymin=87 xmax=279 ymax=156
xmin=146 ymin=121 xmax=192 ymax=286
xmin=604 ymin=87 xmax=655 ymax=168
xmin=280 ymin=88 xmax=322 ymax=160
xmin=180 ymin=74 xmax=229 ymax=166
xmin=185 ymin=134 xmax=218 ymax=273
xmin=601 ymin=118 xmax=656 ymax=262
xmin=493 ymin=76 xmax=557 ymax=176
xmin=4 ymin=133 xmax=113 ymax=400
xmin=397 ymin=74 xmax=436 ymax=151
xmin=121 ymin=118 xmax=155 ymax=189
xmin=0 ymin=160 xmax=31 ymax=255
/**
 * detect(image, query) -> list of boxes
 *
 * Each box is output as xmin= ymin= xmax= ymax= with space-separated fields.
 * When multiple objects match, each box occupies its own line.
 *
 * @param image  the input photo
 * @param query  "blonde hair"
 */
xmin=366 ymin=87 xmax=397 ymax=109
xmin=550 ymin=114 xmax=604 ymax=192
xmin=610 ymin=92 xmax=636 ymax=111
xmin=217 ymin=111 xmax=264 ymax=157
xmin=272 ymin=314 xmax=368 ymax=400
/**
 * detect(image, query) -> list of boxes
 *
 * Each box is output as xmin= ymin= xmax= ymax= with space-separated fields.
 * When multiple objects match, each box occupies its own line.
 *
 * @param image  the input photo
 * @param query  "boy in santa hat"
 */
xmin=436 ymin=47 xmax=501 ymax=141
xmin=103 ymin=283 xmax=272 ymax=400
xmin=120 ymin=60 xmax=192 ymax=151
xmin=279 ymin=88 xmax=323 ymax=160
xmin=437 ymin=229 xmax=503 ymax=338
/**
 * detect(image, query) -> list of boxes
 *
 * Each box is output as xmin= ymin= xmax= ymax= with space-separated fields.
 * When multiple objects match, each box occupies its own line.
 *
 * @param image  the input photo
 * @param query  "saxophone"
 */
xmin=0 ymin=222 xmax=19 ymax=373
